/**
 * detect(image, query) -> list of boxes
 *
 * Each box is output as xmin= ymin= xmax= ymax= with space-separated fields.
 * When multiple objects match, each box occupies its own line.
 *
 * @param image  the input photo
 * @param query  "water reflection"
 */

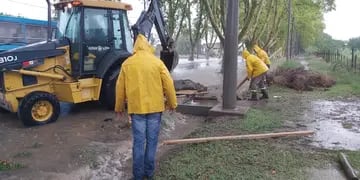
xmin=308 ymin=100 xmax=360 ymax=150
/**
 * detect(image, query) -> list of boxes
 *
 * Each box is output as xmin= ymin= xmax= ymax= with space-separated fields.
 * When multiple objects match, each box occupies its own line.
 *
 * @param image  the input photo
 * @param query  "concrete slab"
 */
xmin=209 ymin=101 xmax=250 ymax=117
xmin=176 ymin=100 xmax=218 ymax=116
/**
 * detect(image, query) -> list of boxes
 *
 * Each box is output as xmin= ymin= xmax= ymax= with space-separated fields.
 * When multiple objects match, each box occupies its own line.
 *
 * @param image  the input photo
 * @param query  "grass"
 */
xmin=155 ymin=55 xmax=359 ymax=179
xmin=346 ymin=151 xmax=360 ymax=172
xmin=156 ymin=102 xmax=329 ymax=179
xmin=279 ymin=60 xmax=302 ymax=69
xmin=188 ymin=108 xmax=284 ymax=139
xmin=157 ymin=141 xmax=333 ymax=180
xmin=240 ymin=108 xmax=282 ymax=132
xmin=0 ymin=160 xmax=24 ymax=171
xmin=308 ymin=57 xmax=360 ymax=96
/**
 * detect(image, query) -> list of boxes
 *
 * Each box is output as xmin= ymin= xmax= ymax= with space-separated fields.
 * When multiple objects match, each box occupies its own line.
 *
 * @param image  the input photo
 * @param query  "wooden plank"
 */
xmin=339 ymin=152 xmax=359 ymax=180
xmin=162 ymin=130 xmax=314 ymax=145
xmin=176 ymin=90 xmax=208 ymax=95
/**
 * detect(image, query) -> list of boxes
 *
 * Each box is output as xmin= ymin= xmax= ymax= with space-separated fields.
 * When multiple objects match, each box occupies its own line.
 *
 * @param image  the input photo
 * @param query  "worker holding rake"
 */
xmin=253 ymin=44 xmax=271 ymax=68
xmin=241 ymin=49 xmax=269 ymax=100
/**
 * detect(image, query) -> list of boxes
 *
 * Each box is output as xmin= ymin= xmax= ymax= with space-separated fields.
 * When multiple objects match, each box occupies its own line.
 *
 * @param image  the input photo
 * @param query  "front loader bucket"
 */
xmin=160 ymin=50 xmax=179 ymax=72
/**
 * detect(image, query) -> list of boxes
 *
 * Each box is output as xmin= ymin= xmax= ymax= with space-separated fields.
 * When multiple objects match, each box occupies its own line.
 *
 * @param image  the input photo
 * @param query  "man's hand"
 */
xmin=115 ymin=112 xmax=124 ymax=120
xmin=168 ymin=108 xmax=176 ymax=114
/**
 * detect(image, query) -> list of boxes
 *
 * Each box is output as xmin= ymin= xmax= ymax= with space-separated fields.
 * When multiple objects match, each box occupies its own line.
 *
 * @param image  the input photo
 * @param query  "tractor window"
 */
xmin=112 ymin=10 xmax=123 ymax=50
xmin=63 ymin=7 xmax=81 ymax=72
xmin=123 ymin=14 xmax=133 ymax=53
xmin=84 ymin=8 xmax=109 ymax=44
xmin=83 ymin=8 xmax=110 ymax=72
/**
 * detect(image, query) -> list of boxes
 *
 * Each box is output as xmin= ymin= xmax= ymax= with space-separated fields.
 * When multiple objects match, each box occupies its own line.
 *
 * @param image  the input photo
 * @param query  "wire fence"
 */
xmin=317 ymin=49 xmax=359 ymax=73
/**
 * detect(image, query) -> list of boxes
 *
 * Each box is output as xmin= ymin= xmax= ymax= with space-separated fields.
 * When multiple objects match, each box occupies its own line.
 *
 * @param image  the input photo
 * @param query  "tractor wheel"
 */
xmin=0 ymin=108 xmax=9 ymax=113
xmin=100 ymin=66 xmax=120 ymax=110
xmin=18 ymin=92 xmax=60 ymax=126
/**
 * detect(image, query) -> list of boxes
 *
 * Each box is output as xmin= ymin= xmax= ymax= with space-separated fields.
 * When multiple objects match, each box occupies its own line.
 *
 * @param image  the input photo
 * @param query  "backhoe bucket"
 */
xmin=160 ymin=50 xmax=179 ymax=72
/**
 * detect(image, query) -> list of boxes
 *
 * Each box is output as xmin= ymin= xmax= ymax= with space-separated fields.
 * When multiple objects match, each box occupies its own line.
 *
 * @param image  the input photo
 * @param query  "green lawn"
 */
xmin=155 ymin=55 xmax=360 ymax=179
xmin=0 ymin=160 xmax=24 ymax=171
xmin=308 ymin=57 xmax=360 ymax=96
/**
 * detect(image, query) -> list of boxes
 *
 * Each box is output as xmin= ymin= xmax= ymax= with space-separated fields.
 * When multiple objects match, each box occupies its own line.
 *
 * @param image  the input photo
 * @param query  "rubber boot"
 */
xmin=260 ymin=89 xmax=269 ymax=99
xmin=249 ymin=92 xmax=258 ymax=101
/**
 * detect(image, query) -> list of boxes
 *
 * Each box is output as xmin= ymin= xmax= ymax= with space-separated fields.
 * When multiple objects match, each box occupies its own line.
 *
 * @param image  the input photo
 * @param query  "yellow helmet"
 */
xmin=253 ymin=44 xmax=261 ymax=52
xmin=242 ymin=49 xmax=250 ymax=59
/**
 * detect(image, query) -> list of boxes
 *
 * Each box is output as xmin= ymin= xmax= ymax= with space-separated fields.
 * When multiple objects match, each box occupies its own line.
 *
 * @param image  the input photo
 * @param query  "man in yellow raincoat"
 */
xmin=115 ymin=34 xmax=177 ymax=180
xmin=253 ymin=44 xmax=271 ymax=68
xmin=242 ymin=49 xmax=269 ymax=100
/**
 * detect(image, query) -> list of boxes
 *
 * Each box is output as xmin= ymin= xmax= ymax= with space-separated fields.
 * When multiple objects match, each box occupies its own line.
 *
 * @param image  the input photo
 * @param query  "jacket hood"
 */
xmin=253 ymin=44 xmax=261 ymax=53
xmin=133 ymin=34 xmax=155 ymax=54
xmin=242 ymin=49 xmax=250 ymax=59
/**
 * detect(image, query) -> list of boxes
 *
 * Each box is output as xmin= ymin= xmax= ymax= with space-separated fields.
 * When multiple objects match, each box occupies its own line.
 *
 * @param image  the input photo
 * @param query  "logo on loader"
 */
xmin=0 ymin=56 xmax=18 ymax=64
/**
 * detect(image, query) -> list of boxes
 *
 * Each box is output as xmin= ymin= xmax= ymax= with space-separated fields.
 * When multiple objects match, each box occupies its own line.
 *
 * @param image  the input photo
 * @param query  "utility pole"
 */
xmin=222 ymin=0 xmax=239 ymax=109
xmin=286 ymin=0 xmax=292 ymax=60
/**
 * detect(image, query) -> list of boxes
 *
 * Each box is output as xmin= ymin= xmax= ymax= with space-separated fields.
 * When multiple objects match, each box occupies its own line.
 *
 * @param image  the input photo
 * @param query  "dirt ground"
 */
xmin=0 ymin=102 xmax=205 ymax=180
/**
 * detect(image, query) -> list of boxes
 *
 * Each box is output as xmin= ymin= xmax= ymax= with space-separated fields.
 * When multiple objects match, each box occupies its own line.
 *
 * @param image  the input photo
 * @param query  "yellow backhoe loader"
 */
xmin=0 ymin=0 xmax=178 ymax=126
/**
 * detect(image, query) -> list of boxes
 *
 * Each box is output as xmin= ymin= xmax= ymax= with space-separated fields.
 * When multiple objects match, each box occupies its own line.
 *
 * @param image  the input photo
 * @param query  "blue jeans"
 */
xmin=131 ymin=112 xmax=161 ymax=180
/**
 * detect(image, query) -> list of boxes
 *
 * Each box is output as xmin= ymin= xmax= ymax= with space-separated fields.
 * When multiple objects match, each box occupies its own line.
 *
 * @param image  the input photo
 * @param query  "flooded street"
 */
xmin=307 ymin=100 xmax=360 ymax=150
xmin=172 ymin=57 xmax=247 ymax=86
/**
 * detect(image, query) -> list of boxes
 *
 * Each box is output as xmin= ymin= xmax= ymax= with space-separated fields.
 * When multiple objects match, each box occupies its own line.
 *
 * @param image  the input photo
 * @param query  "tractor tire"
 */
xmin=0 ymin=107 xmax=9 ymax=113
xmin=100 ymin=66 xmax=120 ymax=110
xmin=18 ymin=92 xmax=60 ymax=126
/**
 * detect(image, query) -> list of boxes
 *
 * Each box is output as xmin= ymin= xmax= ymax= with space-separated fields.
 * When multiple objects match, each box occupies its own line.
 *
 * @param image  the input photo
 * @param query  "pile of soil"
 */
xmin=174 ymin=79 xmax=207 ymax=91
xmin=268 ymin=67 xmax=336 ymax=91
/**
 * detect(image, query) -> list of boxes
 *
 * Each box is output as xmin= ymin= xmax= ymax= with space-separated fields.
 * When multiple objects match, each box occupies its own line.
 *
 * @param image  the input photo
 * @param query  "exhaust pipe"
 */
xmin=46 ymin=0 xmax=52 ymax=42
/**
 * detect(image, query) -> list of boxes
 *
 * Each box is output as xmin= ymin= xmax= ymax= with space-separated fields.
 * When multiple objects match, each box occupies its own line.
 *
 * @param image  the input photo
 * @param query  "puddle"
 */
xmin=307 ymin=100 xmax=360 ymax=150
xmin=172 ymin=57 xmax=246 ymax=86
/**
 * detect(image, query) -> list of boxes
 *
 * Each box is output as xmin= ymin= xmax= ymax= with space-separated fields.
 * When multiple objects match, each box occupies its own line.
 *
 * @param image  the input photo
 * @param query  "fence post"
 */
xmin=352 ymin=48 xmax=355 ymax=70
xmin=355 ymin=55 xmax=357 ymax=73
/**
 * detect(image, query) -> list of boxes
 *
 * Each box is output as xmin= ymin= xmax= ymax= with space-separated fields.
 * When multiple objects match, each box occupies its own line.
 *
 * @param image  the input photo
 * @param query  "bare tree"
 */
xmin=160 ymin=0 xmax=188 ymax=41
xmin=204 ymin=19 xmax=218 ymax=59
xmin=185 ymin=0 xmax=206 ymax=61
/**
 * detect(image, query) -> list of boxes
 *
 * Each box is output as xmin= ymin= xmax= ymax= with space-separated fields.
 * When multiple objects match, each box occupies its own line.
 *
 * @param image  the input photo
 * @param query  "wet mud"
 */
xmin=307 ymin=99 xmax=360 ymax=150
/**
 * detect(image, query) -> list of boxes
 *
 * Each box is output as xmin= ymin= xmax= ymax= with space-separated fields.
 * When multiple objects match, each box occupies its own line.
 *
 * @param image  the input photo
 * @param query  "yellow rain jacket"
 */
xmin=242 ymin=50 xmax=269 ymax=79
xmin=114 ymin=34 xmax=177 ymax=114
xmin=253 ymin=45 xmax=271 ymax=66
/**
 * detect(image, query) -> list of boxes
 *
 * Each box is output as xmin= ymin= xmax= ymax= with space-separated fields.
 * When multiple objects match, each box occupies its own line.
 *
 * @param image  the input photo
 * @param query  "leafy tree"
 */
xmin=202 ymin=0 xmax=260 ymax=47
xmin=348 ymin=37 xmax=360 ymax=49
xmin=314 ymin=33 xmax=345 ymax=51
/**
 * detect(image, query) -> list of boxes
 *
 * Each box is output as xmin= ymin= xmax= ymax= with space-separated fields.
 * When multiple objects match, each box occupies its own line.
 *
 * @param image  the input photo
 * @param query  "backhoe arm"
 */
xmin=131 ymin=0 xmax=178 ymax=71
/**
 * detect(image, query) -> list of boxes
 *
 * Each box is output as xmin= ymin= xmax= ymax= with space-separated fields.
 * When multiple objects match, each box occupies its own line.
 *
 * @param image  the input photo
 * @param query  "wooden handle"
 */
xmin=236 ymin=77 xmax=248 ymax=90
xmin=162 ymin=130 xmax=314 ymax=145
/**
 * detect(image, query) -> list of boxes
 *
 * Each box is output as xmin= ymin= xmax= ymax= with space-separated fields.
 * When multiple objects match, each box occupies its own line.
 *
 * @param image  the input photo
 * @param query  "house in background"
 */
xmin=0 ymin=15 xmax=56 ymax=52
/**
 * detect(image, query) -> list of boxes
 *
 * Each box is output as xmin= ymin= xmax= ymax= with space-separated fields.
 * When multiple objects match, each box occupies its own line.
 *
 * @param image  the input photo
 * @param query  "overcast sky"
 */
xmin=0 ymin=0 xmax=359 ymax=41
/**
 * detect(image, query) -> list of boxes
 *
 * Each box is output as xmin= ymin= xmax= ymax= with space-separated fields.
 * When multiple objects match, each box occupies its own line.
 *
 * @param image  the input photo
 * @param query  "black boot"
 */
xmin=249 ymin=92 xmax=258 ymax=101
xmin=260 ymin=89 xmax=269 ymax=99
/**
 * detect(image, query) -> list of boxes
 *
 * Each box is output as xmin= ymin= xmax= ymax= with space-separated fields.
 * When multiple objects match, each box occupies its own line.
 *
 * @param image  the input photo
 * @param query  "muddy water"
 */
xmin=307 ymin=100 xmax=360 ymax=150
xmin=172 ymin=57 xmax=247 ymax=86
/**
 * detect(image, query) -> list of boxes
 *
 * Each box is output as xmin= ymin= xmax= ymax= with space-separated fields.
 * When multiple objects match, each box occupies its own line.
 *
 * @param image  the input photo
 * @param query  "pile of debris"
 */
xmin=174 ymin=79 xmax=207 ymax=92
xmin=268 ymin=67 xmax=336 ymax=91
